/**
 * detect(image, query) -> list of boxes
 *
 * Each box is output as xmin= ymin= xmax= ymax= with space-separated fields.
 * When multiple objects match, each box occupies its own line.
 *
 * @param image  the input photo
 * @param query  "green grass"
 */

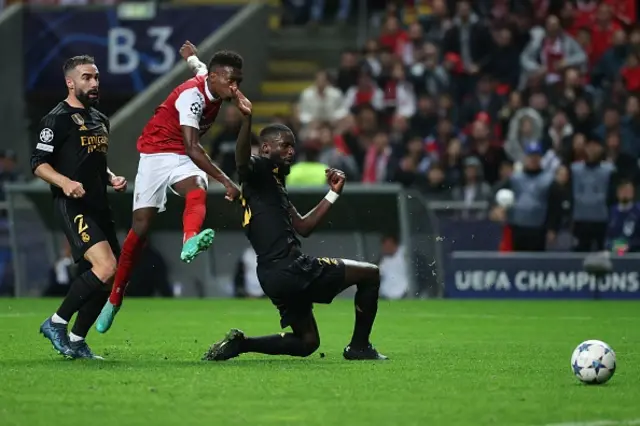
xmin=1 ymin=299 xmax=640 ymax=426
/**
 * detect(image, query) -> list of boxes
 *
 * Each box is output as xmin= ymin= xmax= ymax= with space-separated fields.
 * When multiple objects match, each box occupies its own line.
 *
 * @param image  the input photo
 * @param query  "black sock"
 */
xmin=350 ymin=283 xmax=379 ymax=348
xmin=56 ymin=270 xmax=104 ymax=322
xmin=240 ymin=334 xmax=316 ymax=357
xmin=71 ymin=287 xmax=109 ymax=338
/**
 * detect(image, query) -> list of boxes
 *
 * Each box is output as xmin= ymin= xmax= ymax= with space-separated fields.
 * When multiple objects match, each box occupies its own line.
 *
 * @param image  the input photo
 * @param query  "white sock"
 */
xmin=51 ymin=313 xmax=68 ymax=325
xmin=68 ymin=332 xmax=84 ymax=342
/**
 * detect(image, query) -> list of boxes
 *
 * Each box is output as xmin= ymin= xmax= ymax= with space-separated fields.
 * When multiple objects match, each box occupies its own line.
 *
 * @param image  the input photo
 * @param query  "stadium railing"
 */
xmin=4 ymin=182 xmax=420 ymax=298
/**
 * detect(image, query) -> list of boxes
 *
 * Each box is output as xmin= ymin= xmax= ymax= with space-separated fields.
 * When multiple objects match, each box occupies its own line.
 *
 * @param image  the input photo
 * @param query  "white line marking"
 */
xmin=543 ymin=419 xmax=640 ymax=426
xmin=0 ymin=312 xmax=37 ymax=318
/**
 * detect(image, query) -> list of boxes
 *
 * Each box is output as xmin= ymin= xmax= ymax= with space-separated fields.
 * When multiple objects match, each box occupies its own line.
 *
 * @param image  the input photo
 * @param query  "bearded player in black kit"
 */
xmin=203 ymin=90 xmax=387 ymax=361
xmin=31 ymin=55 xmax=126 ymax=359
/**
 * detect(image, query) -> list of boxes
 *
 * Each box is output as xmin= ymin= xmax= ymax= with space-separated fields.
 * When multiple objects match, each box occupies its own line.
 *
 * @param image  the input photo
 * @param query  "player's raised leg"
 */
xmin=203 ymin=311 xmax=321 ymax=361
xmin=96 ymin=207 xmax=155 ymax=333
xmin=171 ymin=175 xmax=215 ymax=264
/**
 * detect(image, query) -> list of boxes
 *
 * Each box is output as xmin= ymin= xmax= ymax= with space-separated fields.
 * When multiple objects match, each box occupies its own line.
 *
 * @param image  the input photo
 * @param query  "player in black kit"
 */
xmin=31 ymin=55 xmax=127 ymax=359
xmin=203 ymin=90 xmax=387 ymax=361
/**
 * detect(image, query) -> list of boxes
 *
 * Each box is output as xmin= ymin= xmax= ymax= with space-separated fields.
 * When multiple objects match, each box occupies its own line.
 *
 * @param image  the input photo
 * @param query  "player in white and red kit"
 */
xmin=96 ymin=43 xmax=250 ymax=333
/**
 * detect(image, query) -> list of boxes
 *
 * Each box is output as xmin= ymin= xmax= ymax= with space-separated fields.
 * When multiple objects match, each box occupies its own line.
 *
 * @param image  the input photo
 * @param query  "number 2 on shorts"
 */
xmin=74 ymin=214 xmax=89 ymax=234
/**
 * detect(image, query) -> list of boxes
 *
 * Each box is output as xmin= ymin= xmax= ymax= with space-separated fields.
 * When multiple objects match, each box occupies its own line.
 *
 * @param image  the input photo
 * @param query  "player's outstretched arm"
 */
xmin=181 ymin=125 xmax=240 ymax=201
xmin=234 ymin=91 xmax=253 ymax=171
xmin=180 ymin=40 xmax=207 ymax=76
xmin=289 ymin=168 xmax=345 ymax=238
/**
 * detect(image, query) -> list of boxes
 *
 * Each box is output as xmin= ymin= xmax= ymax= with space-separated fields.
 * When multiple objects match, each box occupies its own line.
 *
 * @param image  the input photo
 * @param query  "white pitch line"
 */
xmin=0 ymin=312 xmax=37 ymax=318
xmin=543 ymin=419 xmax=640 ymax=426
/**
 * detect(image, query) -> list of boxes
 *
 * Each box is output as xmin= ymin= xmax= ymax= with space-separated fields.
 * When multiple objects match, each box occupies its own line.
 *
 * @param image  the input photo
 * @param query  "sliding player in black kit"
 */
xmin=203 ymin=90 xmax=387 ymax=361
xmin=31 ymin=55 xmax=127 ymax=359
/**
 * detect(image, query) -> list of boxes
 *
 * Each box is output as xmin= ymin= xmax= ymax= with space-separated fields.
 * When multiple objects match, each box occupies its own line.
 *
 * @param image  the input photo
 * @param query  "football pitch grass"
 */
xmin=1 ymin=299 xmax=640 ymax=426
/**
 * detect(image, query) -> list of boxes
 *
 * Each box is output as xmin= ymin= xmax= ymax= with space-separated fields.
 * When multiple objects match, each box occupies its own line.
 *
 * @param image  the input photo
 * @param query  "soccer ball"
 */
xmin=570 ymin=340 xmax=616 ymax=384
xmin=495 ymin=189 xmax=515 ymax=208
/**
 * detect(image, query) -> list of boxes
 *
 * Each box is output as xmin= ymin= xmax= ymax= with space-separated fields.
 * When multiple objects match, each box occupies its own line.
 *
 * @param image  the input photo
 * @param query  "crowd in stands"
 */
xmin=261 ymin=0 xmax=640 ymax=202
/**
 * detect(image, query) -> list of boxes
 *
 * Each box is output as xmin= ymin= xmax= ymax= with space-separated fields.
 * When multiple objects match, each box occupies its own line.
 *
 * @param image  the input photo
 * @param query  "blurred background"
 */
xmin=1 ymin=0 xmax=640 ymax=301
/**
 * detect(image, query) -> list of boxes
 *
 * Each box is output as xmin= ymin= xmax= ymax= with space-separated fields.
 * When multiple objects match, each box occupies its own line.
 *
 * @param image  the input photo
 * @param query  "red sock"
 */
xmin=183 ymin=188 xmax=207 ymax=243
xmin=109 ymin=229 xmax=146 ymax=306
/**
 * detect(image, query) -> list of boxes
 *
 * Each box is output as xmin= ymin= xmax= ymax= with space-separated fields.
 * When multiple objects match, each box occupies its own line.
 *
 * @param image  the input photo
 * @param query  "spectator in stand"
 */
xmin=378 ymin=233 xmax=409 ymax=300
xmin=409 ymin=41 xmax=450 ymax=98
xmin=497 ymin=91 xmax=523 ymax=139
xmin=590 ymin=2 xmax=622 ymax=65
xmin=379 ymin=14 xmax=408 ymax=56
xmin=401 ymin=22 xmax=425 ymax=66
xmin=622 ymin=95 xmax=640 ymax=158
xmin=620 ymin=51 xmax=640 ymax=93
xmin=520 ymin=14 xmax=587 ymax=88
xmin=571 ymin=135 xmax=617 ymax=252
xmin=546 ymin=164 xmax=574 ymax=251
xmin=409 ymin=94 xmax=438 ymax=138
xmin=490 ymin=142 xmax=556 ymax=252
xmin=595 ymin=106 xmax=637 ymax=157
xmin=606 ymin=179 xmax=640 ymax=254
xmin=441 ymin=137 xmax=464 ymax=187
xmin=541 ymin=110 xmax=574 ymax=171
xmin=298 ymin=70 xmax=348 ymax=129
xmin=342 ymin=105 xmax=379 ymax=170
xmin=604 ymin=131 xmax=637 ymax=183
xmin=553 ymin=67 xmax=594 ymax=113
xmin=362 ymin=40 xmax=382 ymax=80
xmin=629 ymin=26 xmax=640 ymax=55
xmin=343 ymin=69 xmax=385 ymax=113
xmin=484 ymin=26 xmax=521 ymax=93
xmin=382 ymin=61 xmax=417 ymax=119
xmin=419 ymin=0 xmax=451 ymax=43
xmin=442 ymin=0 xmax=494 ymax=100
xmin=460 ymin=74 xmax=504 ymax=126
xmin=468 ymin=119 xmax=507 ymax=185
xmin=505 ymin=103 xmax=544 ymax=165
xmin=569 ymin=96 xmax=596 ymax=136
xmin=286 ymin=139 xmax=327 ymax=187
xmin=418 ymin=162 xmax=451 ymax=200
xmin=592 ymin=29 xmax=629 ymax=89
xmin=567 ymin=132 xmax=588 ymax=164
xmin=362 ymin=130 xmax=394 ymax=184
xmin=451 ymin=156 xmax=493 ymax=209
xmin=336 ymin=49 xmax=360 ymax=93
xmin=315 ymin=122 xmax=360 ymax=181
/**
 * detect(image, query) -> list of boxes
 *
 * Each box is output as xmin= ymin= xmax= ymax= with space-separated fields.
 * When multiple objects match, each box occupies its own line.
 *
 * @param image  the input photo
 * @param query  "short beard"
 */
xmin=76 ymin=90 xmax=99 ymax=107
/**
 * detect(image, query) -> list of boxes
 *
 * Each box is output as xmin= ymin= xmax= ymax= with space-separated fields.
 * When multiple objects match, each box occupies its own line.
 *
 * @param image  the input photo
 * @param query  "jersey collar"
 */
xmin=204 ymin=81 xmax=217 ymax=102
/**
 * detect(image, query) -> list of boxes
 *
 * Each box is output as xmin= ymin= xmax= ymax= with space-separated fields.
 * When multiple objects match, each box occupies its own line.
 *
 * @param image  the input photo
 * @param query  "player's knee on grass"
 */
xmin=298 ymin=333 xmax=320 ymax=357
xmin=84 ymin=241 xmax=117 ymax=283
xmin=291 ymin=317 xmax=321 ymax=357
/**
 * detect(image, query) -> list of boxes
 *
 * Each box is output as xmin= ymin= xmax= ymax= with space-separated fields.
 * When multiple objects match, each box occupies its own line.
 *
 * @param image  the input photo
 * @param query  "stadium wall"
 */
xmin=0 ymin=4 xmax=28 ymax=170
xmin=109 ymin=2 xmax=270 ymax=179
xmin=5 ymin=183 xmax=408 ymax=298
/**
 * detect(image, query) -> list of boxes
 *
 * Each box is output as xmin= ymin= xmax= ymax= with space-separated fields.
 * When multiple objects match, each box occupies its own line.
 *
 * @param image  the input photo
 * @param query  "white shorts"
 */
xmin=133 ymin=153 xmax=208 ymax=213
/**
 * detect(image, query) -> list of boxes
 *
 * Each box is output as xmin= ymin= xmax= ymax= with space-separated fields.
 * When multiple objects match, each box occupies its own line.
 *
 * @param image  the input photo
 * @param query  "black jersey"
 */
xmin=30 ymin=101 xmax=111 ymax=210
xmin=238 ymin=155 xmax=301 ymax=264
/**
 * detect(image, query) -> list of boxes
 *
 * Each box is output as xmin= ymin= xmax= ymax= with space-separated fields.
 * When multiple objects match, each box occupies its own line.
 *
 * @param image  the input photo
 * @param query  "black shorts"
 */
xmin=53 ymin=197 xmax=121 ymax=263
xmin=257 ymin=253 xmax=347 ymax=329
